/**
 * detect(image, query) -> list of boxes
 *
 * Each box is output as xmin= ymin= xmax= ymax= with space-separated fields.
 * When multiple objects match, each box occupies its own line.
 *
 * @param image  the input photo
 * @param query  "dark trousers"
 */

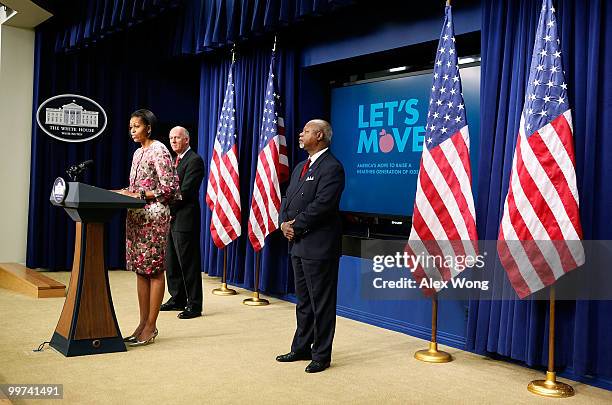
xmin=166 ymin=229 xmax=203 ymax=312
xmin=290 ymin=255 xmax=340 ymax=363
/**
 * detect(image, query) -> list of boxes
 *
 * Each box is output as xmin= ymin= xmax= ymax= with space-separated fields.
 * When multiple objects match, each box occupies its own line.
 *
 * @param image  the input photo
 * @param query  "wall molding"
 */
xmin=336 ymin=304 xmax=466 ymax=349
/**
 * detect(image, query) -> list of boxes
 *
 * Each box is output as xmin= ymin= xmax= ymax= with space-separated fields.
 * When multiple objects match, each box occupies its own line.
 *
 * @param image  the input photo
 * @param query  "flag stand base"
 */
xmin=414 ymin=342 xmax=452 ymax=363
xmin=212 ymin=283 xmax=237 ymax=296
xmin=528 ymin=372 xmax=574 ymax=398
xmin=243 ymin=293 xmax=269 ymax=306
xmin=414 ymin=295 xmax=452 ymax=363
xmin=243 ymin=253 xmax=269 ymax=306
xmin=527 ymin=288 xmax=574 ymax=398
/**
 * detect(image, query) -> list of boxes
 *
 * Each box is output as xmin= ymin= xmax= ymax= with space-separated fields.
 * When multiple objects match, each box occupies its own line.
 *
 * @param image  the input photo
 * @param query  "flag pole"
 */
xmin=212 ymin=247 xmax=237 ymax=296
xmin=243 ymin=251 xmax=269 ymax=306
xmin=528 ymin=286 xmax=574 ymax=397
xmin=414 ymin=292 xmax=452 ymax=363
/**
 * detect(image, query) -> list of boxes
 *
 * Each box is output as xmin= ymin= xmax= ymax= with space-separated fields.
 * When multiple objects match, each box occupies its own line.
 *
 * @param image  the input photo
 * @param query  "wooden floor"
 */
xmin=0 ymin=263 xmax=65 ymax=298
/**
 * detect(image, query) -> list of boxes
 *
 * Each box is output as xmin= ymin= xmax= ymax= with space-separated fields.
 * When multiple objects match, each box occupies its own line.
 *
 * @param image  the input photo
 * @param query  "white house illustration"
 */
xmin=52 ymin=179 xmax=66 ymax=198
xmin=45 ymin=101 xmax=99 ymax=127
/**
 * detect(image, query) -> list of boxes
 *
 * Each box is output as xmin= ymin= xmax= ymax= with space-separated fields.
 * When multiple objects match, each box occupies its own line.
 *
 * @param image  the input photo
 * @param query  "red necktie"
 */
xmin=300 ymin=158 xmax=311 ymax=179
xmin=175 ymin=155 xmax=180 ymax=167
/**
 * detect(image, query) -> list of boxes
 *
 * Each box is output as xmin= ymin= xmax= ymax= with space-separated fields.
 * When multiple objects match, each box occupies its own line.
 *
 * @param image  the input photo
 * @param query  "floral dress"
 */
xmin=126 ymin=140 xmax=180 ymax=276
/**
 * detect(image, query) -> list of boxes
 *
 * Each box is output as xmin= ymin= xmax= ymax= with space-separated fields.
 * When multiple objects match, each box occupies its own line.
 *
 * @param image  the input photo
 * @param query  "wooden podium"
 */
xmin=49 ymin=181 xmax=144 ymax=357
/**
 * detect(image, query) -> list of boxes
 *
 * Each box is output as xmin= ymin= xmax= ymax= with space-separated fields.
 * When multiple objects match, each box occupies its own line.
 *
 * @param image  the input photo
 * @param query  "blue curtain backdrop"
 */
xmin=26 ymin=17 xmax=200 ymax=270
xmin=468 ymin=0 xmax=612 ymax=385
xmin=53 ymin=0 xmax=182 ymax=52
xmin=197 ymin=43 xmax=299 ymax=294
xmin=177 ymin=0 xmax=353 ymax=54
xmin=53 ymin=0 xmax=354 ymax=54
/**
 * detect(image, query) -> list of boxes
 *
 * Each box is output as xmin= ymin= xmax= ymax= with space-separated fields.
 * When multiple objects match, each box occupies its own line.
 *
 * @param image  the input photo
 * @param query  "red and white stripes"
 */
xmin=498 ymin=110 xmax=584 ymax=298
xmin=408 ymin=126 xmax=478 ymax=291
xmin=206 ymin=139 xmax=241 ymax=249
xmin=248 ymin=118 xmax=289 ymax=251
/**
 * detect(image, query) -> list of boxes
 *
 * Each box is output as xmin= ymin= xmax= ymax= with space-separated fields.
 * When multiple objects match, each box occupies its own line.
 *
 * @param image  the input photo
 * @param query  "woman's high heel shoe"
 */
xmin=123 ymin=334 xmax=138 ymax=343
xmin=128 ymin=328 xmax=158 ymax=347
xmin=123 ymin=328 xmax=146 ymax=343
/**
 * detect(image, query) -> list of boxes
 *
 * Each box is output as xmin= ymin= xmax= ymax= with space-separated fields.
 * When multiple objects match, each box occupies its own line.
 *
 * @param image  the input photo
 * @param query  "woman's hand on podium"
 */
xmin=111 ymin=189 xmax=139 ymax=199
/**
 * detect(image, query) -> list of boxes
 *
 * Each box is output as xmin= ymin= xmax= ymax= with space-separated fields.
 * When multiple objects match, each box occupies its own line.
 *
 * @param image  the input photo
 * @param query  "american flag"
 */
xmin=497 ymin=0 xmax=584 ymax=299
xmin=206 ymin=63 xmax=242 ymax=248
xmin=248 ymin=52 xmax=289 ymax=251
xmin=406 ymin=5 xmax=478 ymax=292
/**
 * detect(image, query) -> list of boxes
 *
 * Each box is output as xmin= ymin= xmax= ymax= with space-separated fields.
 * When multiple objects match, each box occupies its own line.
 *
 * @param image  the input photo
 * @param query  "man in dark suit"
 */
xmin=161 ymin=126 xmax=205 ymax=319
xmin=276 ymin=119 xmax=345 ymax=373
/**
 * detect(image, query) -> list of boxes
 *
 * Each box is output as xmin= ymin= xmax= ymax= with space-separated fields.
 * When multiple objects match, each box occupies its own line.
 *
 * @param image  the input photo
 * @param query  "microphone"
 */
xmin=66 ymin=159 xmax=94 ymax=181
xmin=76 ymin=160 xmax=94 ymax=170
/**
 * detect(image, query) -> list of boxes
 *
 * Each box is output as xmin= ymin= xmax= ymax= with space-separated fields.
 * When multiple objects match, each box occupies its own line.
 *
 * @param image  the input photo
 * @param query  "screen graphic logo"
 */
xmin=357 ymin=99 xmax=426 ymax=154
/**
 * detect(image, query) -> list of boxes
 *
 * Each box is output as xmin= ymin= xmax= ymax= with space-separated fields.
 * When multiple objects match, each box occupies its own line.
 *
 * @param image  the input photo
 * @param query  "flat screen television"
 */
xmin=330 ymin=64 xmax=481 ymax=238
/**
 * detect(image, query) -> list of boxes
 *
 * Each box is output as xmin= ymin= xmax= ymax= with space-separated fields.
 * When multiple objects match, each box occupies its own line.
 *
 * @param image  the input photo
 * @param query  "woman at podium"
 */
xmin=115 ymin=109 xmax=180 ymax=346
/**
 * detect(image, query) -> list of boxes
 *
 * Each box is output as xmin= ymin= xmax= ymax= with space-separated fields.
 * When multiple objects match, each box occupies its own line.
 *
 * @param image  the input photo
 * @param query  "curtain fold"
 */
xmin=468 ymin=0 xmax=612 ymax=382
xmin=53 ymin=0 xmax=181 ymax=53
xmin=53 ymin=0 xmax=354 ymax=54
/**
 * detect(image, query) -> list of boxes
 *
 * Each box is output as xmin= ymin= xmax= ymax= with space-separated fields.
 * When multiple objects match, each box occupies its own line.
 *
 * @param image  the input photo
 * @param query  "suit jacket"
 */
xmin=279 ymin=150 xmax=345 ymax=260
xmin=170 ymin=149 xmax=205 ymax=232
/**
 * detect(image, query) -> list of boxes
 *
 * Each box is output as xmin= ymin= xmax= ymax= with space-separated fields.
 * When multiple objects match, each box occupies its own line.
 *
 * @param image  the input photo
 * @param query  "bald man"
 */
xmin=162 ymin=126 xmax=205 ymax=319
xmin=276 ymin=119 xmax=345 ymax=373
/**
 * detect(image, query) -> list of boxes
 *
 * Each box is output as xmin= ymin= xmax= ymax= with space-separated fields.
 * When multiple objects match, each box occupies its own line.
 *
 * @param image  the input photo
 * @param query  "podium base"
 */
xmin=50 ymin=332 xmax=126 ymax=357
